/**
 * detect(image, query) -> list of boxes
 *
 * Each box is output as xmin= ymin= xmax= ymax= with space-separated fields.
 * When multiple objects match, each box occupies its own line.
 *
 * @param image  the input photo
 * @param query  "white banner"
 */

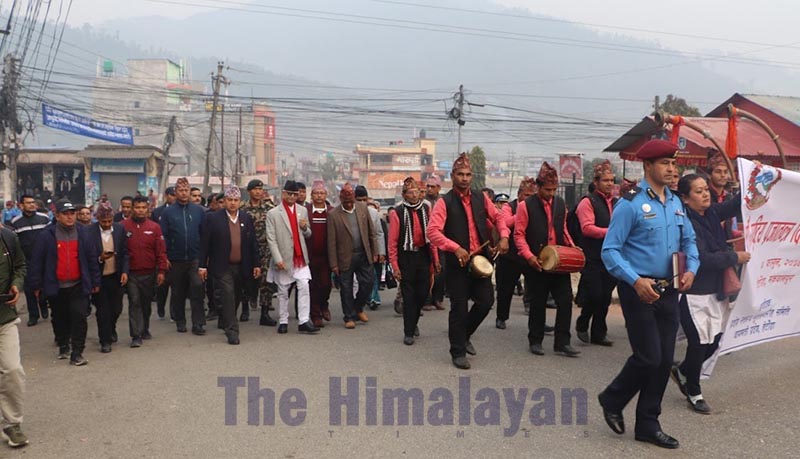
xmin=717 ymin=158 xmax=800 ymax=355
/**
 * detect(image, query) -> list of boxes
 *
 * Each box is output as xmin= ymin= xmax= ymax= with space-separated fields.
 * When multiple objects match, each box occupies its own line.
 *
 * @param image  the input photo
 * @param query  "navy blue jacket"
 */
xmin=88 ymin=222 xmax=130 ymax=277
xmin=685 ymin=194 xmax=741 ymax=299
xmin=28 ymin=223 xmax=102 ymax=298
xmin=159 ymin=201 xmax=205 ymax=262
xmin=198 ymin=209 xmax=259 ymax=278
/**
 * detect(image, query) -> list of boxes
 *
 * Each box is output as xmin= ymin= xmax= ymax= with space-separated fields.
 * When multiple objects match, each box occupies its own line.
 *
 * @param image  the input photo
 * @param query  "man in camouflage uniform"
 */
xmin=240 ymin=179 xmax=278 ymax=326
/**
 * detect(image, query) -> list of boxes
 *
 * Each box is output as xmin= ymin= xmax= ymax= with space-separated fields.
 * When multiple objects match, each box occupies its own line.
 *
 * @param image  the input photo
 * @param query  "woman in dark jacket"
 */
xmin=671 ymin=174 xmax=750 ymax=414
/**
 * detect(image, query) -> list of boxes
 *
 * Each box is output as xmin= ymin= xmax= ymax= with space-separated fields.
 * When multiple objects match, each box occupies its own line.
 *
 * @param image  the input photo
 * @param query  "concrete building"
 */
xmin=353 ymin=135 xmax=438 ymax=200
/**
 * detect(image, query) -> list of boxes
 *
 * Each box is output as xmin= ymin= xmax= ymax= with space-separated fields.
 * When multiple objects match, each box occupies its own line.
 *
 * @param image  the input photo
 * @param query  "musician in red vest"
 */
xmin=574 ymin=160 xmax=617 ymax=347
xmin=514 ymin=162 xmax=581 ymax=357
xmin=428 ymin=153 xmax=509 ymax=370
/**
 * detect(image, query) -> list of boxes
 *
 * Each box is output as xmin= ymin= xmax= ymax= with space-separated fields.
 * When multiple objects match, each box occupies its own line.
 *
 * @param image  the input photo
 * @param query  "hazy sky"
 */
xmin=65 ymin=0 xmax=799 ymax=65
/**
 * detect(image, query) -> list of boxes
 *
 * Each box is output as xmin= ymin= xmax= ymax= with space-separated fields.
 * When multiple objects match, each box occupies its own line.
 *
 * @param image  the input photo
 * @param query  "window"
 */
xmin=134 ymin=101 xmax=140 ymax=108
xmin=135 ymin=128 xmax=140 ymax=136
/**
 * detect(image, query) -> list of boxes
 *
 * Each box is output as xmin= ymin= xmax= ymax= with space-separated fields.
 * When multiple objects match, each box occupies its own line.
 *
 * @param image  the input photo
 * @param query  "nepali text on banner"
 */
xmin=718 ymin=158 xmax=800 ymax=355
xmin=41 ymin=103 xmax=134 ymax=145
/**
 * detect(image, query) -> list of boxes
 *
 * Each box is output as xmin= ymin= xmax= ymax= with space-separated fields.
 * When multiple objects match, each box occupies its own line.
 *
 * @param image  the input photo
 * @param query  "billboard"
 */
xmin=559 ymin=154 xmax=583 ymax=183
xmin=42 ymin=103 xmax=133 ymax=145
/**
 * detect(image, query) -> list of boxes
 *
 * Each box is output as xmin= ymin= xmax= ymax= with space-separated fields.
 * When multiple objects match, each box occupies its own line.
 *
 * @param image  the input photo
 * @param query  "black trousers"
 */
xmin=527 ymin=269 xmax=573 ymax=348
xmin=601 ymin=282 xmax=679 ymax=436
xmin=49 ymin=284 xmax=89 ymax=355
xmin=309 ymin=261 xmax=332 ymax=322
xmin=338 ymin=252 xmax=374 ymax=322
xmin=399 ymin=251 xmax=431 ymax=337
xmin=206 ymin=277 xmax=218 ymax=315
xmin=24 ymin=283 xmax=46 ymax=320
xmin=156 ymin=276 xmax=170 ymax=319
xmin=575 ymin=260 xmax=617 ymax=340
xmin=214 ymin=265 xmax=242 ymax=337
xmin=445 ymin=261 xmax=493 ymax=358
xmin=128 ymin=273 xmax=155 ymax=338
xmin=168 ymin=260 xmax=205 ymax=329
xmin=495 ymin=257 xmax=531 ymax=321
xmin=93 ymin=273 xmax=124 ymax=345
xmin=678 ymin=294 xmax=722 ymax=397
xmin=427 ymin=252 xmax=446 ymax=304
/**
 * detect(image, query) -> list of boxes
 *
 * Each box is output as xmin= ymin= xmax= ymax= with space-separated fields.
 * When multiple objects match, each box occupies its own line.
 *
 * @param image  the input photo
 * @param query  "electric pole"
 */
xmin=203 ymin=62 xmax=227 ymax=194
xmin=1 ymin=53 xmax=22 ymax=201
xmin=159 ymin=115 xmax=178 ymax=204
xmin=507 ymin=150 xmax=516 ymax=195
xmin=220 ymin=104 xmax=225 ymax=189
xmin=449 ymin=84 xmax=466 ymax=159
xmin=234 ymin=105 xmax=242 ymax=186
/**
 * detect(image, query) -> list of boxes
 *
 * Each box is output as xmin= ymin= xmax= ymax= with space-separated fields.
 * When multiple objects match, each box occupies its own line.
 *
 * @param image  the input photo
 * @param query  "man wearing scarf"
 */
xmin=574 ymin=160 xmax=617 ymax=347
xmin=427 ymin=153 xmax=509 ymax=370
xmin=265 ymin=181 xmax=318 ymax=335
xmin=388 ymin=177 xmax=440 ymax=345
xmin=198 ymin=185 xmax=261 ymax=345
xmin=515 ymin=162 xmax=581 ymax=358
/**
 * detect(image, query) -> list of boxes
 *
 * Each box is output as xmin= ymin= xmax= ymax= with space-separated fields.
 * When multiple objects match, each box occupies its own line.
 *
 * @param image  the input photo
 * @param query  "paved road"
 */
xmin=7 ymin=287 xmax=799 ymax=459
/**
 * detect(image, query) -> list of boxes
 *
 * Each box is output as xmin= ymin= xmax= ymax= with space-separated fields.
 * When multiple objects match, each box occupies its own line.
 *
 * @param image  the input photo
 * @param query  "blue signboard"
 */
xmin=42 ymin=103 xmax=134 ymax=145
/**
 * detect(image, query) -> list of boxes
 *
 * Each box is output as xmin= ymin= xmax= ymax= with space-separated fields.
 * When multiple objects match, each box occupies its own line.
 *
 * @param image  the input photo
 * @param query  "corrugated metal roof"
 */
xmin=740 ymin=94 xmax=800 ymax=126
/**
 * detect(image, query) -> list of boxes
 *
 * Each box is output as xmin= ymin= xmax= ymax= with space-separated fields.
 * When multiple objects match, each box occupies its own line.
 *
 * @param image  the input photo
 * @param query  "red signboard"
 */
xmin=265 ymin=124 xmax=275 ymax=141
xmin=559 ymin=154 xmax=583 ymax=183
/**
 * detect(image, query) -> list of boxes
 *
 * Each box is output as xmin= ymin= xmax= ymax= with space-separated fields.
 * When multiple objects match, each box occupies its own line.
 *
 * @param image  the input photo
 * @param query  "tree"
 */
xmin=467 ymin=146 xmax=487 ymax=190
xmin=319 ymin=153 xmax=338 ymax=186
xmin=659 ymin=94 xmax=701 ymax=117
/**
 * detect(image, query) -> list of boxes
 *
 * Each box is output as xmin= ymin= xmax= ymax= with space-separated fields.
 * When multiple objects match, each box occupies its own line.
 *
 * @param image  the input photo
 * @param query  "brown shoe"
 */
xmin=357 ymin=312 xmax=369 ymax=323
xmin=312 ymin=319 xmax=325 ymax=328
xmin=322 ymin=310 xmax=332 ymax=321
xmin=344 ymin=321 xmax=356 ymax=329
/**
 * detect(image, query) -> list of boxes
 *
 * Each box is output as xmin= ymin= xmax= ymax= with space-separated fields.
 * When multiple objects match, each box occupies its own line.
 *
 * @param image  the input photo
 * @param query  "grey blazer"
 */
xmin=265 ymin=203 xmax=312 ymax=268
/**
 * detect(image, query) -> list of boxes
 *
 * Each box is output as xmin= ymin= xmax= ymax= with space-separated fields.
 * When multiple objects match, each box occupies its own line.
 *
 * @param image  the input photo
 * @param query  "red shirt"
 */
xmin=388 ymin=205 xmax=439 ymax=273
xmin=514 ymin=198 xmax=574 ymax=261
xmin=428 ymin=189 xmax=509 ymax=254
xmin=576 ymin=191 xmax=614 ymax=239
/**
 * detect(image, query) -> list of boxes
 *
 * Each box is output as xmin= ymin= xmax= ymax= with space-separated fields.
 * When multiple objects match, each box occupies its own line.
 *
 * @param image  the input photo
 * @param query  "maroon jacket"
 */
xmin=122 ymin=217 xmax=168 ymax=275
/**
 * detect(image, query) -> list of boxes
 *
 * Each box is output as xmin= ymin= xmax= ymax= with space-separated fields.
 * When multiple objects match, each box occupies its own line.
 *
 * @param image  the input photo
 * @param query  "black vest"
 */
xmin=501 ymin=199 xmax=525 ymax=264
xmin=524 ymin=195 xmax=566 ymax=256
xmin=442 ymin=189 xmax=489 ymax=268
xmin=580 ymin=193 xmax=616 ymax=261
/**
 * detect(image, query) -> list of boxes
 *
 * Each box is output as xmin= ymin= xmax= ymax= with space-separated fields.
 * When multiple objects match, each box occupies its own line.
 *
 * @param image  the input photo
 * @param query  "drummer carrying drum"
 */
xmin=514 ymin=162 xmax=582 ymax=358
xmin=428 ymin=152 xmax=509 ymax=370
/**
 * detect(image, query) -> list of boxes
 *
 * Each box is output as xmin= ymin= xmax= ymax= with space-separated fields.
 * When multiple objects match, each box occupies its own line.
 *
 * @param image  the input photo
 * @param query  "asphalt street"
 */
xmin=5 ymin=285 xmax=799 ymax=459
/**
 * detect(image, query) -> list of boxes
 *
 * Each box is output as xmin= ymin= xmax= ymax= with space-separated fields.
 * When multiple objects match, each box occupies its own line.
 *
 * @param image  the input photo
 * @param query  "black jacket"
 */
xmin=685 ymin=195 xmax=741 ymax=299
xmin=198 ymin=210 xmax=259 ymax=278
xmin=88 ymin=222 xmax=130 ymax=277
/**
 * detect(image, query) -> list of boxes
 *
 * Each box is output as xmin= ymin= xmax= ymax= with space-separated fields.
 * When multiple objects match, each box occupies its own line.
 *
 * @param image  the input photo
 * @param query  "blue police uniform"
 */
xmin=599 ymin=178 xmax=699 ymax=439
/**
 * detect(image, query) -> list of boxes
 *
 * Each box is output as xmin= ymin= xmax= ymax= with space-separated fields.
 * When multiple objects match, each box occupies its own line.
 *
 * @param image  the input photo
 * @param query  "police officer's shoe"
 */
xmin=452 ymin=356 xmax=470 ymax=370
xmin=496 ymin=319 xmax=506 ymax=330
xmin=259 ymin=311 xmax=277 ymax=327
xmin=465 ymin=341 xmax=477 ymax=356
xmin=598 ymin=392 xmax=625 ymax=434
xmin=554 ymin=345 xmax=581 ymax=357
xmin=529 ymin=343 xmax=545 ymax=355
xmin=634 ymin=431 xmax=679 ymax=449
xmin=576 ymin=331 xmax=590 ymax=343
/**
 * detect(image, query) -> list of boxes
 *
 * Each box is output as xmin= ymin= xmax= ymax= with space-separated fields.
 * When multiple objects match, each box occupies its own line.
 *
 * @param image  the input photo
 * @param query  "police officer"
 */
xmin=598 ymin=139 xmax=700 ymax=449
xmin=240 ymin=179 xmax=277 ymax=326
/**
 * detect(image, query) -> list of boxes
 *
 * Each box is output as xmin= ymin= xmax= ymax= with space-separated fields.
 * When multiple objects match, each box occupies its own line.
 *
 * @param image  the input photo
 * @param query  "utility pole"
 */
xmin=453 ymin=84 xmax=465 ymax=159
xmin=507 ymin=150 xmax=516 ymax=195
xmin=220 ymin=104 xmax=225 ymax=189
xmin=653 ymin=95 xmax=660 ymax=115
xmin=234 ymin=105 xmax=242 ymax=186
xmin=1 ymin=53 xmax=22 ymax=202
xmin=159 ymin=115 xmax=177 ymax=204
xmin=202 ymin=62 xmax=227 ymax=194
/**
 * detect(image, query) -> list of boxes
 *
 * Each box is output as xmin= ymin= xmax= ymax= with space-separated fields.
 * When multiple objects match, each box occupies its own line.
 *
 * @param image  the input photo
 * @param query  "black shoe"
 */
xmin=465 ymin=341 xmax=477 ymax=356
xmin=403 ymin=336 xmax=415 ymax=345
xmin=634 ymin=431 xmax=679 ymax=449
xmin=554 ymin=345 xmax=581 ymax=357
xmin=576 ymin=330 xmax=590 ymax=343
xmin=142 ymin=330 xmax=152 ymax=340
xmin=130 ymin=338 xmax=143 ymax=348
xmin=496 ymin=319 xmax=506 ymax=330
xmin=670 ymin=364 xmax=688 ymax=397
xmin=227 ymin=334 xmax=240 ymax=345
xmin=260 ymin=313 xmax=277 ymax=327
xmin=100 ymin=344 xmax=112 ymax=353
xmin=452 ymin=356 xmax=471 ymax=370
xmin=57 ymin=346 xmax=70 ymax=360
xmin=529 ymin=343 xmax=545 ymax=355
xmin=176 ymin=325 xmax=188 ymax=333
xmin=368 ymin=300 xmax=379 ymax=311
xmin=239 ymin=311 xmax=249 ymax=322
xmin=278 ymin=323 xmax=288 ymax=334
xmin=598 ymin=393 xmax=625 ymax=435
xmin=26 ymin=318 xmax=37 ymax=327
xmin=191 ymin=326 xmax=206 ymax=336
xmin=70 ymin=354 xmax=88 ymax=366
xmin=298 ymin=322 xmax=319 ymax=334
xmin=591 ymin=337 xmax=614 ymax=347
xmin=543 ymin=324 xmax=555 ymax=334
xmin=41 ymin=308 xmax=49 ymax=319
xmin=688 ymin=397 xmax=712 ymax=414
xmin=523 ymin=303 xmax=530 ymax=315
xmin=111 ymin=331 xmax=118 ymax=343
xmin=414 ymin=325 xmax=420 ymax=337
